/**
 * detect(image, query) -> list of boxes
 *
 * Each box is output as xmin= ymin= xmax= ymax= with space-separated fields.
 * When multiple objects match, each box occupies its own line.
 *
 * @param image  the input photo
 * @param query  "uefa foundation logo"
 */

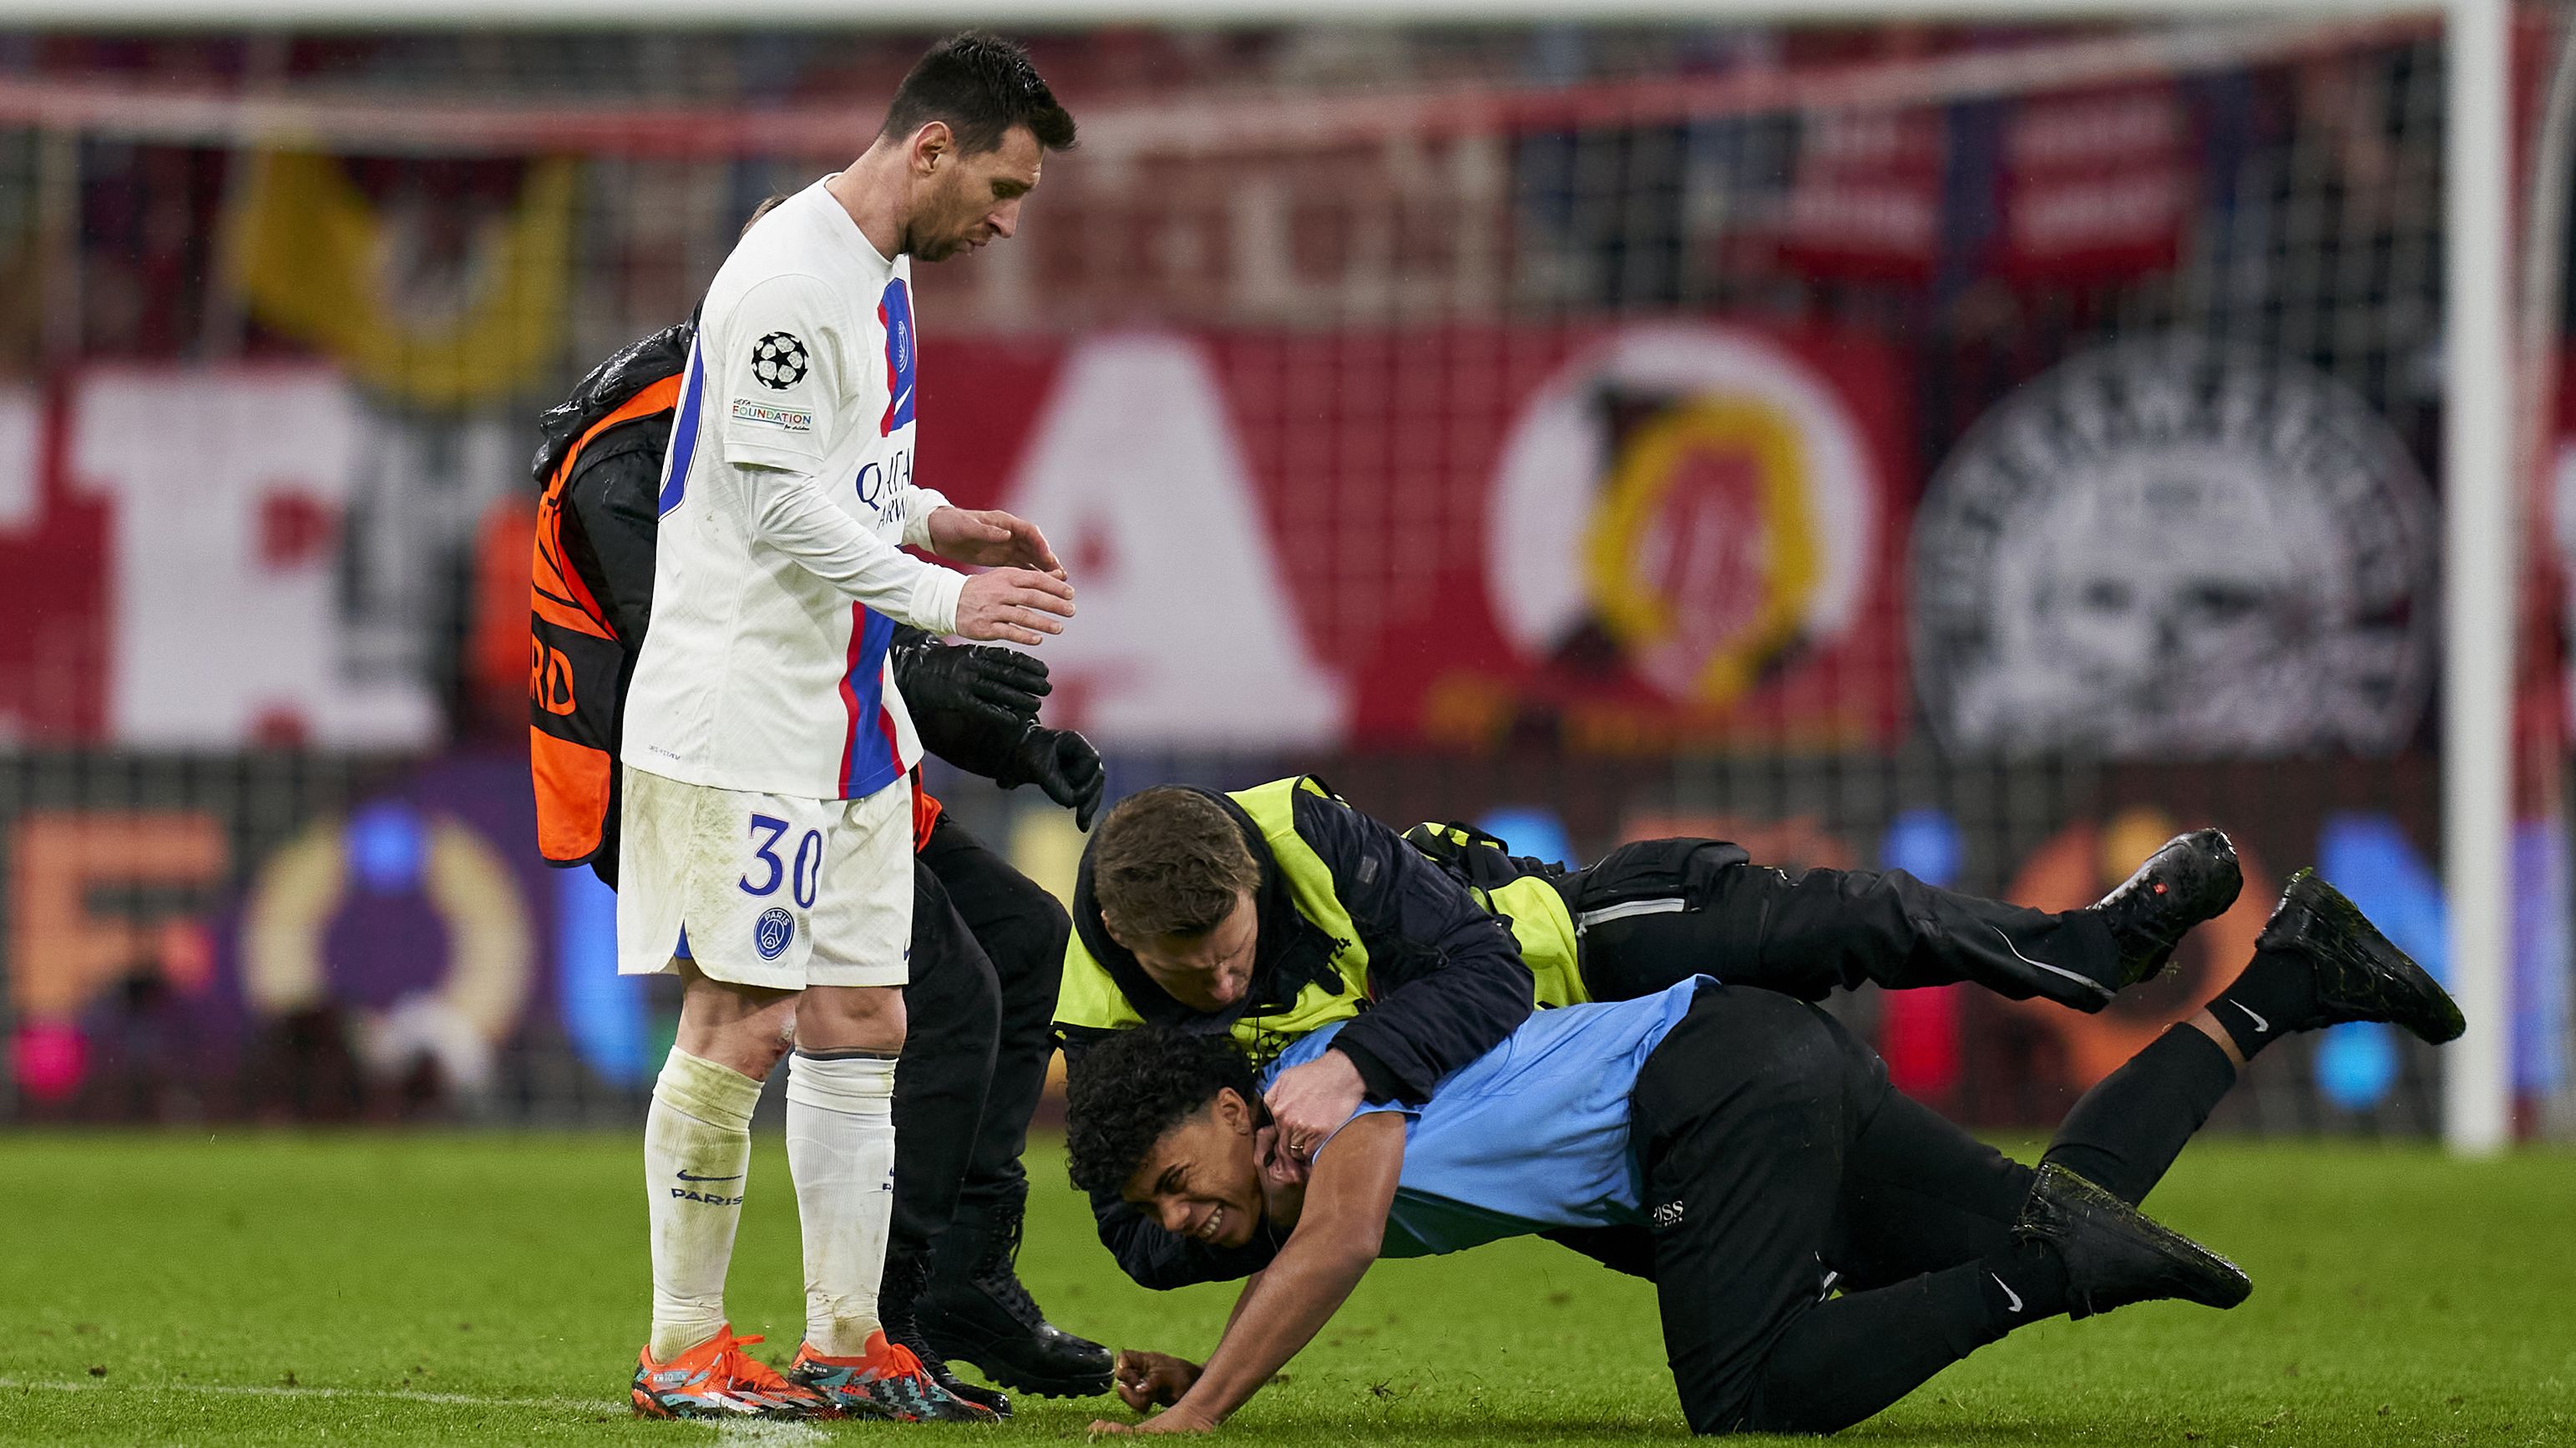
xmin=754 ymin=906 xmax=795 ymax=961
xmin=1910 ymin=337 xmax=2436 ymax=757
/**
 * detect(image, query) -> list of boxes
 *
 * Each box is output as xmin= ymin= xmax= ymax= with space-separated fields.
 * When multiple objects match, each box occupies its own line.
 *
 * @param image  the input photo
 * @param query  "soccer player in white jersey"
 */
xmin=619 ymin=33 xmax=1081 ymax=1423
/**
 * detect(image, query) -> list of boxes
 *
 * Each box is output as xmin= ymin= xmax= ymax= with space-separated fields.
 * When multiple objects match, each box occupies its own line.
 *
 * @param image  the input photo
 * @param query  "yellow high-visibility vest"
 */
xmin=1055 ymin=777 xmax=1589 ymax=1066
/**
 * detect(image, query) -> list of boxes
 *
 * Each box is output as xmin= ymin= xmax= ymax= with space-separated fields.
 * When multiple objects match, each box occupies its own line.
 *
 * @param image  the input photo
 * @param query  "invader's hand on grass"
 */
xmin=1090 ymin=1412 xmax=1217 ymax=1435
xmin=1111 ymin=1350 xmax=1202 ymax=1411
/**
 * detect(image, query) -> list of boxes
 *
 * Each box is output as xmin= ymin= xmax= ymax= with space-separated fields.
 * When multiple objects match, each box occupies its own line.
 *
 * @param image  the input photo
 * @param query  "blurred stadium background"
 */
xmin=0 ymin=6 xmax=2563 ymax=1151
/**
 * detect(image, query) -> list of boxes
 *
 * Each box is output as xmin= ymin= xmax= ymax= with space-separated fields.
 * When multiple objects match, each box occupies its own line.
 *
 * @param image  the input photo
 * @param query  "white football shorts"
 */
xmin=616 ymin=766 xmax=911 ymax=990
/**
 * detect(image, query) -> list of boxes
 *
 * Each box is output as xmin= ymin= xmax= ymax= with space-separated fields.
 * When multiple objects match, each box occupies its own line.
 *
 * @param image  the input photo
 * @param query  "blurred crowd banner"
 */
xmin=0 ymin=747 xmax=2508 ymax=1133
xmin=0 ymin=324 xmax=2447 ymax=756
xmin=0 ymin=18 xmax=2568 ymax=1135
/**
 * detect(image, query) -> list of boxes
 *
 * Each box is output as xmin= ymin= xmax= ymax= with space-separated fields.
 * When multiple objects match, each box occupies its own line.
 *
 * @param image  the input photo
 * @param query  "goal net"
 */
xmin=0 ymin=17 xmax=2562 ymax=1137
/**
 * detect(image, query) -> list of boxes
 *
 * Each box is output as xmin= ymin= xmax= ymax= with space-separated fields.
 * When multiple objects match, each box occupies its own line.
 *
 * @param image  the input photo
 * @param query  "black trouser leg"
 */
xmin=2040 ymin=1024 xmax=2239 ymax=1207
xmin=1642 ymin=987 xmax=2032 ymax=1435
xmin=1825 ymin=1089 xmax=2032 ymax=1290
xmin=1650 ymin=994 xmax=2247 ymax=1433
xmin=919 ymin=813 xmax=1070 ymax=1213
xmin=1573 ymin=841 xmax=2122 ymax=1004
xmin=888 ymin=855 xmax=1002 ymax=1261
xmin=1824 ymin=1023 xmax=2241 ymax=1297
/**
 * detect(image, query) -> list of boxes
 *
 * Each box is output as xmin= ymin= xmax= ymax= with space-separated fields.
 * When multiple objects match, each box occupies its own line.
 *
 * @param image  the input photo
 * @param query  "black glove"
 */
xmin=890 ymin=634 xmax=1050 ymax=732
xmin=997 ymin=726 xmax=1106 ymax=831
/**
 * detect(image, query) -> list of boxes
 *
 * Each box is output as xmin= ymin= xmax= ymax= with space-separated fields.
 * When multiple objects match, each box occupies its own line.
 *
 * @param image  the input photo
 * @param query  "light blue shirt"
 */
xmin=1265 ymin=976 xmax=1708 ymax=1258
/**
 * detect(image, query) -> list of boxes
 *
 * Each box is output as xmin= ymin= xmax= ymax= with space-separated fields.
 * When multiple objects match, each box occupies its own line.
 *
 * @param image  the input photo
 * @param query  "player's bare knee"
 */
xmin=797 ymin=984 xmax=906 ymax=1055
xmin=673 ymin=969 xmax=798 ymax=1077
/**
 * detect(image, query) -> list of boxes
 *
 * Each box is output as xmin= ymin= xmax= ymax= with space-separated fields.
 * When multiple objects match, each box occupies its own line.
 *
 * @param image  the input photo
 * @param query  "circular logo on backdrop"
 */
xmin=1486 ymin=325 xmax=1880 ymax=706
xmin=751 ymin=332 xmax=808 ymax=390
xmin=754 ymin=906 xmax=796 ymax=961
xmin=1911 ymin=337 xmax=2436 ymax=756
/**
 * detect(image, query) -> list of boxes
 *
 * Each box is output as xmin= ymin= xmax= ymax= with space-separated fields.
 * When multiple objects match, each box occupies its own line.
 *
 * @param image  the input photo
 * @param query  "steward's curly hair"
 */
xmin=1065 ymin=1026 xmax=1263 ymax=1198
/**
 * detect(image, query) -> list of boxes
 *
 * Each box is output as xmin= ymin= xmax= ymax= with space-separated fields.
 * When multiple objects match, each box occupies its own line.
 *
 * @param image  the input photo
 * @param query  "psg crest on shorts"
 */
xmin=1910 ymin=337 xmax=2437 ymax=757
xmin=754 ymin=906 xmax=796 ymax=960
xmin=752 ymin=332 xmax=809 ymax=390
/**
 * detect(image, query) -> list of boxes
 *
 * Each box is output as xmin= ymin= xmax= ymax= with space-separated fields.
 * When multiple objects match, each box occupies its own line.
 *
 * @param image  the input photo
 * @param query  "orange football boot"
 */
xmin=787 ymin=1330 xmax=1000 ymax=1422
xmin=630 ymin=1324 xmax=836 ymax=1420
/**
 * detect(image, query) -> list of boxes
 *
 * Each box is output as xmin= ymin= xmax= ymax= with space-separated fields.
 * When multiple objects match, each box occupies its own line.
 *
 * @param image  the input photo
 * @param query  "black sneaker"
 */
xmin=2013 ymin=1162 xmax=2250 ymax=1319
xmin=878 ymin=1252 xmax=1011 ymax=1420
xmin=2093 ymin=829 xmax=2244 ymax=990
xmin=917 ymin=1188 xmax=1114 ymax=1400
xmin=2255 ymin=868 xmax=2466 ymax=1045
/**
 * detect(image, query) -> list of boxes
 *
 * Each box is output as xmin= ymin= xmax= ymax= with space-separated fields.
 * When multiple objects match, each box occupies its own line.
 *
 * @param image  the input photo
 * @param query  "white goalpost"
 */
xmin=2444 ymin=0 xmax=2515 ymax=1154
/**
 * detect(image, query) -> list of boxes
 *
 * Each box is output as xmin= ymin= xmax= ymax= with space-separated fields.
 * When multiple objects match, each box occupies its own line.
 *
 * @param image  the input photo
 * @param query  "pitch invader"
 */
xmin=619 ymin=33 xmax=1080 ymax=1422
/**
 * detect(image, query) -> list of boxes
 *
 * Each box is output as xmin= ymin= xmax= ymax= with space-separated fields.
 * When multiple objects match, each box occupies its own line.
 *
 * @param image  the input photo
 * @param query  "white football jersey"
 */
xmin=622 ymin=178 xmax=964 ymax=801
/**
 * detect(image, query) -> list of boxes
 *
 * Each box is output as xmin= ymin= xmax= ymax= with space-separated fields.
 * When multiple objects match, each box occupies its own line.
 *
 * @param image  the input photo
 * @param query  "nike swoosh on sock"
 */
xmin=2232 ymin=1000 xmax=2270 ymax=1034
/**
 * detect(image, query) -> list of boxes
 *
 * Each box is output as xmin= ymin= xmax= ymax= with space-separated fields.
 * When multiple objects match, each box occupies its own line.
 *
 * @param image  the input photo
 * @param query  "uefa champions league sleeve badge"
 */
xmin=751 ymin=332 xmax=810 ymax=390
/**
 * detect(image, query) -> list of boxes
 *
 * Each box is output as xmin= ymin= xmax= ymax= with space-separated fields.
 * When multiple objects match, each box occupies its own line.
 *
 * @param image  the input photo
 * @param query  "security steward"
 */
xmin=1054 ymin=777 xmax=2240 ymax=1290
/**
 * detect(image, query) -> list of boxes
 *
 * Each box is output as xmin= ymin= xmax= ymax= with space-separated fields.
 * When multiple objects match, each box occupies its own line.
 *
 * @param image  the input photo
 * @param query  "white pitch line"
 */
xmin=0 ymin=1375 xmax=605 ymax=1413
xmin=712 ymin=1421 xmax=829 ymax=1445
xmin=4 ymin=1377 xmax=838 ymax=1437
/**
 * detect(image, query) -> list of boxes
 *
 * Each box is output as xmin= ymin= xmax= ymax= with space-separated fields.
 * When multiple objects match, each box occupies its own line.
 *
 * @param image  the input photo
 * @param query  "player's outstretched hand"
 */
xmin=929 ymin=505 xmax=1065 ymax=576
xmin=955 ymin=568 xmax=1075 ymax=646
xmin=1111 ymin=1350 xmax=1201 ymax=1412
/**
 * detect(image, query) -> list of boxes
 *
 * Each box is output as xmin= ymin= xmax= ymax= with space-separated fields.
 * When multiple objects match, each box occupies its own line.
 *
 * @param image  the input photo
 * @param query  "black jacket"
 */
xmin=539 ymin=320 xmax=1047 ymax=884
xmin=1057 ymin=783 xmax=1536 ymax=1289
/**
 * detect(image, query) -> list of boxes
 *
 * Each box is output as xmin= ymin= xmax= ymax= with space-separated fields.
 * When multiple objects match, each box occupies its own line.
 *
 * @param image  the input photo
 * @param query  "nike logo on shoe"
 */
xmin=2231 ymin=1000 xmax=2270 ymax=1034
xmin=1991 ymin=1274 xmax=2023 ymax=1314
xmin=677 ymin=1170 xmax=746 ymax=1182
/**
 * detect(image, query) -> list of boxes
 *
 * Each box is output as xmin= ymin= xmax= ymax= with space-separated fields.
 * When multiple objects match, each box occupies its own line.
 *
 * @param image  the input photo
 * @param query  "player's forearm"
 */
xmin=1220 ymin=1271 xmax=1266 ymax=1335
xmin=741 ymin=464 xmax=964 ymax=632
xmin=1172 ymin=1238 xmax=1377 ymax=1425
xmin=899 ymin=489 xmax=954 ymax=551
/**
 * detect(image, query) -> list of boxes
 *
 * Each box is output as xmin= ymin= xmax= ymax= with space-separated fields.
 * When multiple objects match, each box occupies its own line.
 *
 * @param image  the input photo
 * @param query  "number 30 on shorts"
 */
xmin=740 ymin=813 xmax=823 ymax=909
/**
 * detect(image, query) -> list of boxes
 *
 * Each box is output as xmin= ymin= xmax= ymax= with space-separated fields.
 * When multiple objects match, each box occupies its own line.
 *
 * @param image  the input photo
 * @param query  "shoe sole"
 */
xmin=976 ymin=1367 xmax=1113 ymax=1400
xmin=2276 ymin=871 xmax=2467 ymax=1045
xmin=632 ymin=1391 xmax=807 ymax=1421
xmin=919 ymin=1318 xmax=1114 ymax=1399
xmin=947 ymin=1354 xmax=1112 ymax=1400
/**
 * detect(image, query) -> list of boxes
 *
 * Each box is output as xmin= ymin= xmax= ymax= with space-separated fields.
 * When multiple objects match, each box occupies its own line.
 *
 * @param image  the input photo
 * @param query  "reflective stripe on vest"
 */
xmin=1403 ymin=821 xmax=1590 ymax=1010
xmin=529 ymin=372 xmax=683 ymax=867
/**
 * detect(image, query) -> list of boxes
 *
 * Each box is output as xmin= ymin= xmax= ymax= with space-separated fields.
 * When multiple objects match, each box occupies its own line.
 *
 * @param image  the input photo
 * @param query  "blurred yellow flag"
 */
xmin=225 ymin=151 xmax=574 ymax=408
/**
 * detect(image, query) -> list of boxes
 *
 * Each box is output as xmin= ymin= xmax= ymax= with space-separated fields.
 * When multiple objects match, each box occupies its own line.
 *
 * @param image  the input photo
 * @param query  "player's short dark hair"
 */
xmin=880 ymin=30 xmax=1076 ymax=156
xmin=1065 ymin=1025 xmax=1262 ymax=1198
xmin=1090 ymin=787 xmax=1261 ymax=941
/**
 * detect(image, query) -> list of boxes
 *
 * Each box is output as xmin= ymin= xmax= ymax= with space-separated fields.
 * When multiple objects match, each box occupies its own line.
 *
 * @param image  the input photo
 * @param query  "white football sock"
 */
xmin=786 ymin=1049 xmax=900 ymax=1359
xmin=645 ymin=1047 xmax=762 ymax=1360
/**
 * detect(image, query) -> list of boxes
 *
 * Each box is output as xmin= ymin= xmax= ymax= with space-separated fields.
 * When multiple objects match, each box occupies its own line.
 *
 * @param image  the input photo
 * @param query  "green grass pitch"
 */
xmin=3 ymin=1133 xmax=2570 ymax=1445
